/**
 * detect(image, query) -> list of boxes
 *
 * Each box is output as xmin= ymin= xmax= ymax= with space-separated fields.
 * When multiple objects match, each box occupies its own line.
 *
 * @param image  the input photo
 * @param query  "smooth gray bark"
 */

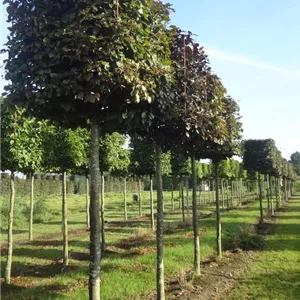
xmin=5 ymin=173 xmax=15 ymax=284
xmin=86 ymin=176 xmax=90 ymax=228
xmin=186 ymin=177 xmax=190 ymax=217
xmin=29 ymin=174 xmax=34 ymax=240
xmin=124 ymin=177 xmax=127 ymax=220
xmin=180 ymin=178 xmax=185 ymax=222
xmin=100 ymin=173 xmax=106 ymax=252
xmin=269 ymin=175 xmax=274 ymax=216
xmin=258 ymin=173 xmax=263 ymax=223
xmin=138 ymin=178 xmax=142 ymax=216
xmin=89 ymin=120 xmax=101 ymax=300
xmin=171 ymin=180 xmax=174 ymax=210
xmin=62 ymin=171 xmax=68 ymax=266
xmin=191 ymin=153 xmax=200 ymax=275
xmin=150 ymin=175 xmax=155 ymax=230
xmin=215 ymin=164 xmax=222 ymax=258
xmin=155 ymin=145 xmax=165 ymax=300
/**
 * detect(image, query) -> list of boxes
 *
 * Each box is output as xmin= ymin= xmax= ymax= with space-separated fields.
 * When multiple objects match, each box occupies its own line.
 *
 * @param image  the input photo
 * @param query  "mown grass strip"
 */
xmin=227 ymin=193 xmax=300 ymax=300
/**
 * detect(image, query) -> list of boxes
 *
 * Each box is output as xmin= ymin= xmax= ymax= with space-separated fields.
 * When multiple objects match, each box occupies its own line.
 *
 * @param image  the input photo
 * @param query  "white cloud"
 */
xmin=205 ymin=46 xmax=300 ymax=76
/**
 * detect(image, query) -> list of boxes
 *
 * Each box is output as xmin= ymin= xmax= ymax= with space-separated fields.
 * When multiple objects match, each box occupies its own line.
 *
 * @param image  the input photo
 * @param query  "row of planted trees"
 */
xmin=243 ymin=139 xmax=297 ymax=222
xmin=1 ymin=102 xmax=297 ymax=297
xmin=1 ymin=1 xmax=297 ymax=299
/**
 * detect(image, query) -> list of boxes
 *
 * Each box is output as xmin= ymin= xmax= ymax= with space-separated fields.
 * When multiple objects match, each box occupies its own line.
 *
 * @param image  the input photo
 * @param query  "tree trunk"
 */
xmin=138 ymin=177 xmax=142 ymax=216
xmin=212 ymin=180 xmax=215 ymax=203
xmin=124 ymin=177 xmax=127 ymax=220
xmin=230 ymin=180 xmax=234 ymax=207
xmin=221 ymin=179 xmax=225 ymax=209
xmin=186 ymin=177 xmax=190 ymax=218
xmin=226 ymin=180 xmax=229 ymax=209
xmin=277 ymin=177 xmax=281 ymax=208
xmin=269 ymin=175 xmax=274 ymax=216
xmin=171 ymin=179 xmax=174 ymax=210
xmin=86 ymin=175 xmax=90 ymax=228
xmin=5 ymin=173 xmax=15 ymax=284
xmin=207 ymin=181 xmax=211 ymax=203
xmin=267 ymin=174 xmax=272 ymax=212
xmin=178 ymin=181 xmax=181 ymax=208
xmin=191 ymin=152 xmax=200 ymax=275
xmin=283 ymin=177 xmax=287 ymax=202
xmin=29 ymin=173 xmax=34 ymax=240
xmin=215 ymin=163 xmax=222 ymax=258
xmin=89 ymin=120 xmax=101 ymax=300
xmin=62 ymin=171 xmax=68 ymax=266
xmin=238 ymin=179 xmax=242 ymax=206
xmin=100 ymin=172 xmax=106 ymax=252
xmin=258 ymin=173 xmax=263 ymax=223
xmin=203 ymin=180 xmax=206 ymax=205
xmin=181 ymin=178 xmax=185 ymax=222
xmin=150 ymin=175 xmax=155 ymax=231
xmin=155 ymin=145 xmax=165 ymax=300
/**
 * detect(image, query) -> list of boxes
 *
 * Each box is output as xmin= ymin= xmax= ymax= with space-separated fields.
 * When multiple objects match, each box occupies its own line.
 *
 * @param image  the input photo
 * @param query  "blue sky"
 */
xmin=1 ymin=1 xmax=299 ymax=159
xmin=168 ymin=0 xmax=300 ymax=159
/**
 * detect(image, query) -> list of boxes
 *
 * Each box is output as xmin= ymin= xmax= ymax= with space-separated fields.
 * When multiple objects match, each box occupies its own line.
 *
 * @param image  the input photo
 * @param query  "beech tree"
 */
xmin=281 ymin=158 xmax=289 ymax=202
xmin=243 ymin=139 xmax=280 ymax=222
xmin=99 ymin=132 xmax=128 ymax=251
xmin=42 ymin=125 xmax=87 ymax=266
xmin=109 ymin=143 xmax=130 ymax=221
xmin=1 ymin=104 xmax=45 ymax=283
xmin=72 ymin=127 xmax=91 ymax=228
xmin=3 ymin=1 xmax=173 ymax=298
xmin=170 ymin=151 xmax=191 ymax=221
xmin=129 ymin=135 xmax=170 ymax=229
xmin=290 ymin=151 xmax=300 ymax=175
xmin=127 ymin=29 xmax=241 ymax=288
xmin=169 ymin=36 xmax=242 ymax=268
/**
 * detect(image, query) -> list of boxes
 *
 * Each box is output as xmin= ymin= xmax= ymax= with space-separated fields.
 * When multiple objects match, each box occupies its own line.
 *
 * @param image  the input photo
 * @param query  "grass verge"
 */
xmin=226 ymin=193 xmax=300 ymax=300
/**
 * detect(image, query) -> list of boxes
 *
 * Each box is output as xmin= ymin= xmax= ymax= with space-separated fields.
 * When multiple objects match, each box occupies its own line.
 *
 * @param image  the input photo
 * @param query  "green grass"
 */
xmin=226 ymin=192 xmax=300 ymax=300
xmin=1 ymin=188 xmax=263 ymax=299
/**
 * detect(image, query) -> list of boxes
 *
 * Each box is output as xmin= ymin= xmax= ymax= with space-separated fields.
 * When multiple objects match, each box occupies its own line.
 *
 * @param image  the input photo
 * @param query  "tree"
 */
xmin=204 ymin=95 xmax=242 ymax=259
xmin=290 ymin=152 xmax=300 ymax=175
xmin=127 ymin=28 xmax=240 ymax=287
xmin=129 ymin=135 xmax=171 ymax=229
xmin=3 ymin=1 xmax=173 ymax=298
xmin=1 ymin=104 xmax=44 ymax=283
xmin=110 ymin=143 xmax=131 ymax=221
xmin=72 ymin=127 xmax=91 ymax=227
xmin=42 ymin=125 xmax=87 ymax=266
xmin=281 ymin=158 xmax=289 ymax=202
xmin=170 ymin=151 xmax=191 ymax=221
xmin=168 ymin=33 xmax=242 ymax=267
xmin=99 ymin=132 xmax=128 ymax=251
xmin=243 ymin=139 xmax=281 ymax=222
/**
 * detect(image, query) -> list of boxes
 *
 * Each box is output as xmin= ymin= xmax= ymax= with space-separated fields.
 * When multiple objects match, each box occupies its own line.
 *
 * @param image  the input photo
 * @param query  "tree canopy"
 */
xmin=290 ymin=151 xmax=300 ymax=175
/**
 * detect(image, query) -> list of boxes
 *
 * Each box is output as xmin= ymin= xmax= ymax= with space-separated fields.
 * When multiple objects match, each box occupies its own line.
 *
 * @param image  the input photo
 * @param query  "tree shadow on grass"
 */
xmin=8 ymin=247 xmax=62 ymax=260
xmin=0 ymin=228 xmax=28 ymax=234
xmin=1 ymin=259 xmax=80 ymax=279
xmin=1 ymin=282 xmax=27 ymax=300
xmin=44 ymin=220 xmax=86 ymax=225
xmin=232 ymin=269 xmax=300 ymax=300
xmin=1 ymin=282 xmax=81 ymax=300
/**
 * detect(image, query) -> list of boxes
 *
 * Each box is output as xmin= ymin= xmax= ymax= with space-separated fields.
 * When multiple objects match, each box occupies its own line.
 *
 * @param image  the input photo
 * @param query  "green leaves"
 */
xmin=1 ymin=103 xmax=45 ymax=174
xmin=242 ymin=139 xmax=296 ymax=179
xmin=129 ymin=135 xmax=170 ymax=177
xmin=289 ymin=152 xmax=300 ymax=175
xmin=42 ymin=125 xmax=89 ymax=173
xmin=3 ymin=0 xmax=173 ymax=127
xmin=99 ymin=132 xmax=128 ymax=175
